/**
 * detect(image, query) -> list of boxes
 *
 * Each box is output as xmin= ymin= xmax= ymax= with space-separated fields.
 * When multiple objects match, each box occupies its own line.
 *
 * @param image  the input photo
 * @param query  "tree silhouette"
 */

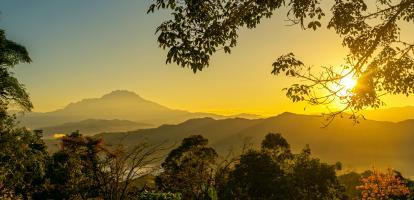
xmin=0 ymin=29 xmax=32 ymax=114
xmin=222 ymin=150 xmax=289 ymax=199
xmin=290 ymin=146 xmax=345 ymax=199
xmin=261 ymin=132 xmax=292 ymax=163
xmin=0 ymin=29 xmax=48 ymax=199
xmin=156 ymin=135 xmax=218 ymax=199
xmin=218 ymin=133 xmax=344 ymax=199
xmin=44 ymin=131 xmax=166 ymax=200
xmin=46 ymin=131 xmax=109 ymax=199
xmin=148 ymin=0 xmax=414 ymax=118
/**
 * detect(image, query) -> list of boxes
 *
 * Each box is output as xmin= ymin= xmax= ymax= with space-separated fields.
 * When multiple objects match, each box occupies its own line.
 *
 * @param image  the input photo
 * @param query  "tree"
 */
xmin=218 ymin=133 xmax=344 ymax=199
xmin=156 ymin=135 xmax=218 ymax=199
xmin=45 ymin=131 xmax=166 ymax=200
xmin=357 ymin=168 xmax=411 ymax=200
xmin=221 ymin=150 xmax=289 ymax=199
xmin=138 ymin=191 xmax=182 ymax=200
xmin=148 ymin=0 xmax=414 ymax=119
xmin=290 ymin=146 xmax=345 ymax=200
xmin=261 ymin=132 xmax=292 ymax=163
xmin=0 ymin=29 xmax=48 ymax=199
xmin=102 ymin=142 xmax=166 ymax=200
xmin=0 ymin=29 xmax=32 ymax=114
xmin=45 ymin=131 xmax=109 ymax=199
xmin=0 ymin=122 xmax=49 ymax=199
xmin=338 ymin=171 xmax=368 ymax=199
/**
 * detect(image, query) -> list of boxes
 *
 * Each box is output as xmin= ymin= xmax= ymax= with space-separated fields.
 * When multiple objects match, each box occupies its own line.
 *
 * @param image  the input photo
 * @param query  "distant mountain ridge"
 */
xmin=17 ymin=90 xmax=414 ymax=130
xmin=17 ymin=90 xmax=226 ymax=128
xmin=40 ymin=119 xmax=152 ymax=139
xmin=96 ymin=112 xmax=414 ymax=177
xmin=360 ymin=106 xmax=414 ymax=122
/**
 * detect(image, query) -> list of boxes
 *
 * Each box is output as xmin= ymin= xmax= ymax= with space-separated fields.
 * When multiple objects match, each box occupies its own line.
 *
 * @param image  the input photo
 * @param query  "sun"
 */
xmin=341 ymin=76 xmax=357 ymax=90
xmin=337 ymin=75 xmax=357 ymax=97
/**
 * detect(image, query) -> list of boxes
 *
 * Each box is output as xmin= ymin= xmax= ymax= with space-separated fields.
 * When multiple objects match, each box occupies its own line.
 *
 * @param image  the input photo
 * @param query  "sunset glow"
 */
xmin=334 ymin=74 xmax=358 ymax=98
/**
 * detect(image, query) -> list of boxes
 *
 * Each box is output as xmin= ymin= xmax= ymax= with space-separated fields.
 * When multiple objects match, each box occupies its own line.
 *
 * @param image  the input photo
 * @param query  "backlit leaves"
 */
xmin=148 ymin=0 xmax=322 ymax=72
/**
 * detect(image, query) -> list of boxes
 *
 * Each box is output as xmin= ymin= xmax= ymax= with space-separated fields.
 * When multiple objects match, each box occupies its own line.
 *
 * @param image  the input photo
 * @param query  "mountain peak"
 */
xmin=101 ymin=90 xmax=143 ymax=99
xmin=278 ymin=112 xmax=296 ymax=117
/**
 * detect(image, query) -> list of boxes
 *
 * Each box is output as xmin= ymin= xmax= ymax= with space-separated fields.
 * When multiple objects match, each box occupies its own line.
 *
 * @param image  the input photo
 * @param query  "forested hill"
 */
xmin=97 ymin=112 xmax=414 ymax=177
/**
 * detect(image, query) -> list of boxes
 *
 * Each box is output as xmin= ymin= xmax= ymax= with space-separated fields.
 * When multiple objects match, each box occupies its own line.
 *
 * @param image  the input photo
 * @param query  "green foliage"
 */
xmin=156 ymin=135 xmax=218 ymax=199
xmin=137 ymin=191 xmax=182 ymax=200
xmin=204 ymin=186 xmax=218 ymax=200
xmin=0 ymin=116 xmax=49 ymax=199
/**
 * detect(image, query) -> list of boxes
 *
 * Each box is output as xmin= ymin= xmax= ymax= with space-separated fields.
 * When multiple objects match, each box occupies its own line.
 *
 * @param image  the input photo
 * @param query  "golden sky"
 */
xmin=2 ymin=1 xmax=414 ymax=116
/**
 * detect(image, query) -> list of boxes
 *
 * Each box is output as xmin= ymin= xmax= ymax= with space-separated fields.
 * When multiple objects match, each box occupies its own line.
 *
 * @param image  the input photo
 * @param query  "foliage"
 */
xmin=0 ymin=117 xmax=48 ymax=199
xmin=357 ymin=168 xmax=411 ymax=200
xmin=0 ymin=29 xmax=32 ymax=113
xmin=42 ymin=131 xmax=166 ymax=200
xmin=44 ymin=131 xmax=109 ymax=199
xmin=137 ymin=191 xmax=182 ymax=200
xmin=217 ymin=133 xmax=345 ymax=200
xmin=221 ymin=150 xmax=289 ymax=199
xmin=404 ymin=176 xmax=414 ymax=200
xmin=148 ymin=0 xmax=414 ymax=118
xmin=156 ymin=135 xmax=218 ymax=199
xmin=147 ymin=0 xmax=323 ymax=72
xmin=103 ymin=142 xmax=166 ymax=200
xmin=0 ymin=28 xmax=48 ymax=199
xmin=261 ymin=132 xmax=292 ymax=163
xmin=339 ymin=171 xmax=367 ymax=199
xmin=289 ymin=145 xmax=345 ymax=199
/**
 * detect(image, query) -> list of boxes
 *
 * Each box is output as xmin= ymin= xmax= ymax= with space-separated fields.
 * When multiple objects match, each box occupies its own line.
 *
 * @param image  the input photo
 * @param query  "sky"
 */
xmin=1 ymin=0 xmax=414 ymax=116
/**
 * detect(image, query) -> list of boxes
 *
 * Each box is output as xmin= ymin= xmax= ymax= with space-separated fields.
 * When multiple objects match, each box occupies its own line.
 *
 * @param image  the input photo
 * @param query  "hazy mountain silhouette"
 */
xmin=360 ymin=106 xmax=414 ymax=122
xmin=227 ymin=113 xmax=263 ymax=119
xmin=94 ymin=112 xmax=414 ymax=177
xmin=18 ymin=90 xmax=224 ymax=128
xmin=17 ymin=90 xmax=414 ymax=130
xmin=39 ymin=119 xmax=152 ymax=139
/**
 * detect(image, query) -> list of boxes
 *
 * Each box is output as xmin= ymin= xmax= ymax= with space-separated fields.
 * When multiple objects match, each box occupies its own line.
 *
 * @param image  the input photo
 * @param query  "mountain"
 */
xmin=17 ymin=90 xmax=223 ymax=128
xmin=39 ymin=119 xmax=152 ymax=139
xmin=95 ymin=112 xmax=414 ymax=177
xmin=227 ymin=113 xmax=263 ymax=119
xmin=359 ymin=106 xmax=414 ymax=122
